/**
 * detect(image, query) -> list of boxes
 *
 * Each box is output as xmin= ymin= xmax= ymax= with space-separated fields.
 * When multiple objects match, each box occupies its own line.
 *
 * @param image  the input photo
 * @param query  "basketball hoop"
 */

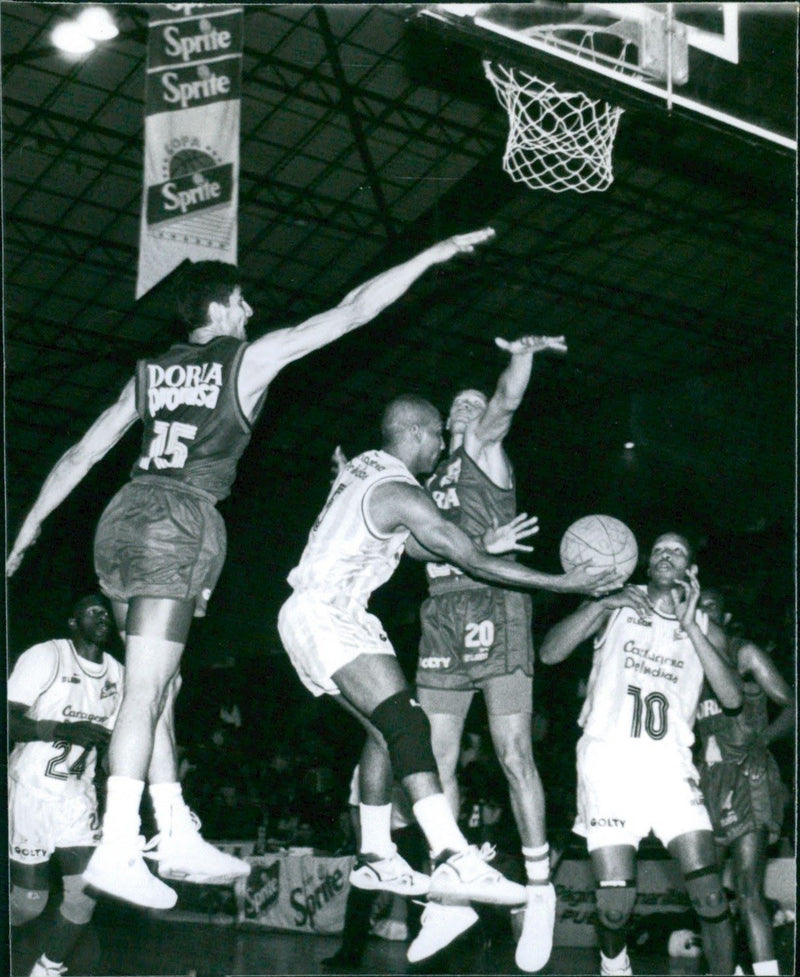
xmin=484 ymin=59 xmax=624 ymax=193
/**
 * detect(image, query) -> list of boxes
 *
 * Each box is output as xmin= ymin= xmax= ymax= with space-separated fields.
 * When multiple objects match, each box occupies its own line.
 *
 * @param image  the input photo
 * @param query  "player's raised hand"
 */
xmin=434 ymin=227 xmax=496 ymax=263
xmin=495 ymin=335 xmax=568 ymax=357
xmin=6 ymin=520 xmax=41 ymax=578
xmin=330 ymin=445 xmax=348 ymax=482
xmin=671 ymin=564 xmax=700 ymax=628
xmin=483 ymin=513 xmax=539 ymax=554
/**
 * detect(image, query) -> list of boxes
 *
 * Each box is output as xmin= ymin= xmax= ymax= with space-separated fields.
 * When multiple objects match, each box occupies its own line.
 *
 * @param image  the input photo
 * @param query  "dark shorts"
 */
xmin=699 ymin=754 xmax=786 ymax=847
xmin=416 ymin=586 xmax=533 ymax=694
xmin=94 ymin=477 xmax=226 ymax=617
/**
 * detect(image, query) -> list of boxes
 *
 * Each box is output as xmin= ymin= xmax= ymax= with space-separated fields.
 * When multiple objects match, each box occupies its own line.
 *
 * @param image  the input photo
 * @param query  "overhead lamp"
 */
xmin=624 ymin=441 xmax=635 ymax=450
xmin=76 ymin=6 xmax=119 ymax=41
xmin=52 ymin=6 xmax=118 ymax=55
xmin=52 ymin=21 xmax=96 ymax=54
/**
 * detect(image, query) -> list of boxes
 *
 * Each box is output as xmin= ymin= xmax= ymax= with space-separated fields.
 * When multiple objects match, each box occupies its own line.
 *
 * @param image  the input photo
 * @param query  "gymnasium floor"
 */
xmin=10 ymin=900 xmax=797 ymax=977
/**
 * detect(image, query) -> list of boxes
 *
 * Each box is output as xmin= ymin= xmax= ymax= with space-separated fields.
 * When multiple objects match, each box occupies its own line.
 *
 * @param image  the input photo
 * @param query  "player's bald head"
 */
xmin=381 ymin=394 xmax=441 ymax=444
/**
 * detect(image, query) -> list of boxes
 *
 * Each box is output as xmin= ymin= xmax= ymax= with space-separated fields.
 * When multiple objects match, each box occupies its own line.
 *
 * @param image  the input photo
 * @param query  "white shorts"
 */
xmin=278 ymin=591 xmax=397 ymax=697
xmin=8 ymin=779 xmax=101 ymax=864
xmin=574 ymin=735 xmax=712 ymax=851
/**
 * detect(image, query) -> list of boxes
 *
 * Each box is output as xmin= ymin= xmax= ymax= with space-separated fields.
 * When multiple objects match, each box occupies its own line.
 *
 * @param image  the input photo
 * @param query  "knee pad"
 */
xmin=60 ymin=874 xmax=96 ymax=926
xmin=369 ymin=691 xmax=436 ymax=781
xmin=9 ymin=885 xmax=48 ymax=926
xmin=596 ymin=880 xmax=637 ymax=931
xmin=684 ymin=866 xmax=729 ymax=923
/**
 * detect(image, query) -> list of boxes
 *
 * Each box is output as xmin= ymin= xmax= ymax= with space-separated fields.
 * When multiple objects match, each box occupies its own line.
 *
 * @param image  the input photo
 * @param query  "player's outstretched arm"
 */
xmin=539 ymin=585 xmax=654 ymax=664
xmin=238 ymin=228 xmax=496 ymax=409
xmin=8 ymin=703 xmax=112 ymax=749
xmin=375 ymin=480 xmax=619 ymax=596
xmin=471 ymin=334 xmax=568 ymax=447
xmin=6 ymin=379 xmax=138 ymax=578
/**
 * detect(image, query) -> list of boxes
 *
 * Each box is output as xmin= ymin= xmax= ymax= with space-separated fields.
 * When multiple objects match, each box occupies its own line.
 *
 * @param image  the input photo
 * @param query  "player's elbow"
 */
xmin=718 ymin=683 xmax=743 ymax=711
xmin=538 ymin=637 xmax=560 ymax=664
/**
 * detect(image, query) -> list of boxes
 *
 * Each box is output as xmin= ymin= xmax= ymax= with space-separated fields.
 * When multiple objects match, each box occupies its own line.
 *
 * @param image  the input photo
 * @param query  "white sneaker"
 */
xmin=600 ymin=948 xmax=633 ymax=976
xmin=149 ymin=809 xmax=251 ymax=884
xmin=429 ymin=844 xmax=527 ymax=906
xmin=349 ymin=847 xmax=430 ymax=896
xmin=514 ymin=882 xmax=556 ymax=972
xmin=29 ymin=957 xmax=67 ymax=977
xmin=406 ymin=902 xmax=479 ymax=962
xmin=82 ymin=838 xmax=177 ymax=909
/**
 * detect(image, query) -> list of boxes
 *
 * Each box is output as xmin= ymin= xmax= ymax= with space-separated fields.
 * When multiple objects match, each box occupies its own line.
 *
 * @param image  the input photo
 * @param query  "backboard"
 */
xmin=415 ymin=3 xmax=797 ymax=153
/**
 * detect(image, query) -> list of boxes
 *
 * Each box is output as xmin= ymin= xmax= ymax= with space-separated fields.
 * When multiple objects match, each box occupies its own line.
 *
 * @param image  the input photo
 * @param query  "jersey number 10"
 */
xmin=627 ymin=684 xmax=669 ymax=740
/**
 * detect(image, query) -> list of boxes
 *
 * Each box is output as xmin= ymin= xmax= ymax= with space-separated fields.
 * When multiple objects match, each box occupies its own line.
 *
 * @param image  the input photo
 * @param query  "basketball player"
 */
xmin=278 ymin=395 xmax=622 ymax=917
xmin=8 ymin=596 xmax=124 ymax=977
xmin=6 ymin=227 xmax=496 ymax=911
xmin=409 ymin=333 xmax=567 ymax=970
xmin=696 ymin=589 xmax=793 ymax=977
xmin=539 ymin=533 xmax=741 ymax=975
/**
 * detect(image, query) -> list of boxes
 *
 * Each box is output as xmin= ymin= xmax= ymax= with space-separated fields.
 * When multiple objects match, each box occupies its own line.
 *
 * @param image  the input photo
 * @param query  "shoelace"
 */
xmin=476 ymin=842 xmax=497 ymax=863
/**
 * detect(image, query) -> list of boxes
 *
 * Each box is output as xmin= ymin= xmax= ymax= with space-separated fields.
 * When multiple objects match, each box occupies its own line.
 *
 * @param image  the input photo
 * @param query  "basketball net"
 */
xmin=483 ymin=59 xmax=624 ymax=193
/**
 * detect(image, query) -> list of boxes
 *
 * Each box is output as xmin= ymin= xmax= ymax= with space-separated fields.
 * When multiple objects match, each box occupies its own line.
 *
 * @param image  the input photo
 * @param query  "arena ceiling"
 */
xmin=3 ymin=3 xmax=797 ymax=653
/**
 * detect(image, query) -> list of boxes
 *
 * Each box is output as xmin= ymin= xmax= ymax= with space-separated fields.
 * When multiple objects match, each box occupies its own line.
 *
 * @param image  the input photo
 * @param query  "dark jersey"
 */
xmin=425 ymin=446 xmax=518 ymax=595
xmin=131 ymin=336 xmax=264 ymax=501
xmin=695 ymin=638 xmax=771 ymax=764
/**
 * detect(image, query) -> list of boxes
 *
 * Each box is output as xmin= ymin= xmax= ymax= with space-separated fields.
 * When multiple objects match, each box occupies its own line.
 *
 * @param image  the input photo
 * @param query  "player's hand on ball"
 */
xmin=600 ymin=584 xmax=653 ymax=617
xmin=495 ymin=335 xmax=568 ymax=357
xmin=483 ymin=513 xmax=538 ymax=554
xmin=560 ymin=560 xmax=624 ymax=596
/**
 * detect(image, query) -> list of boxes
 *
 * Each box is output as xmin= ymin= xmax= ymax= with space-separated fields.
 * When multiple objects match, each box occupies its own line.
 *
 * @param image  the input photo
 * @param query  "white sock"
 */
xmin=522 ymin=843 xmax=551 ymax=884
xmin=412 ymin=793 xmax=468 ymax=857
xmin=102 ymin=776 xmax=144 ymax=841
xmin=149 ymin=781 xmax=185 ymax=833
xmin=359 ymin=803 xmax=393 ymax=856
xmin=753 ymin=960 xmax=780 ymax=976
xmin=601 ymin=947 xmax=629 ymax=967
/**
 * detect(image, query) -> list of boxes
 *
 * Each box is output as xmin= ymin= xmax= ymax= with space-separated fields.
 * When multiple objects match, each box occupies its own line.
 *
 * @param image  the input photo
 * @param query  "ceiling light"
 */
xmin=624 ymin=441 xmax=635 ymax=450
xmin=52 ymin=21 xmax=96 ymax=55
xmin=76 ymin=6 xmax=119 ymax=41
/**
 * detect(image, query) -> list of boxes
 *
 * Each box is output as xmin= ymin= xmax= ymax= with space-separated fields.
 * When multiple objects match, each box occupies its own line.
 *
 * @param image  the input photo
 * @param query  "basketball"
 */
xmin=559 ymin=515 xmax=638 ymax=583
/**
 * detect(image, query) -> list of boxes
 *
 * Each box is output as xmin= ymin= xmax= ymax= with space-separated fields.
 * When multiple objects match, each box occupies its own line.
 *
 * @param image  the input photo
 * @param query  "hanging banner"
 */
xmin=237 ymin=852 xmax=353 ymax=934
xmin=136 ymin=4 xmax=243 ymax=299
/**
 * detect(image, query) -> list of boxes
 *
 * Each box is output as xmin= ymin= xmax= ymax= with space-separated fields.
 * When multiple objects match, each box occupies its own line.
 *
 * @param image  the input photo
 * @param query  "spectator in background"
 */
xmin=695 ymin=589 xmax=794 ymax=977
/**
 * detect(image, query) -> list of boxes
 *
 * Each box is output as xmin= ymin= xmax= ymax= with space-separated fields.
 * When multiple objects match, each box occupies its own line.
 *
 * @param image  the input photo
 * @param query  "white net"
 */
xmin=483 ymin=60 xmax=624 ymax=193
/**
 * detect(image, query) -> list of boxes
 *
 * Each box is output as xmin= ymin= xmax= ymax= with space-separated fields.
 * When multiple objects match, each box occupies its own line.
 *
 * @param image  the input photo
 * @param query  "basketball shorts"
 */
xmin=8 ymin=779 xmax=101 ymax=864
xmin=94 ymin=476 xmax=226 ymax=617
xmin=574 ymin=735 xmax=712 ymax=851
xmin=278 ymin=591 xmax=398 ymax=697
xmin=699 ymin=754 xmax=786 ymax=847
xmin=416 ymin=587 xmax=533 ymax=695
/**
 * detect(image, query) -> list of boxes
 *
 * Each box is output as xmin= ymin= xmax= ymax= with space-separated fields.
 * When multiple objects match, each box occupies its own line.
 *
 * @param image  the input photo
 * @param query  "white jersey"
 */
xmin=287 ymin=449 xmax=418 ymax=607
xmin=579 ymin=587 xmax=708 ymax=750
xmin=8 ymin=638 xmax=124 ymax=797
